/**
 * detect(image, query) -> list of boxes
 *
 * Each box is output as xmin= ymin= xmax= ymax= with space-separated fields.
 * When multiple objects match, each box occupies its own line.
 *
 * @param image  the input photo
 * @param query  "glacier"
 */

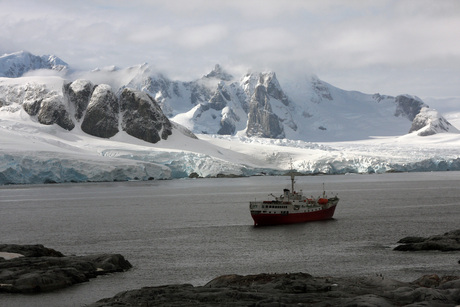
xmin=2 ymin=111 xmax=460 ymax=185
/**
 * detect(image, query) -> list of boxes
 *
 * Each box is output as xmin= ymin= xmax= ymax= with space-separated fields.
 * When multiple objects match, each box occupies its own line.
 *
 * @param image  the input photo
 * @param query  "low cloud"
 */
xmin=0 ymin=0 xmax=459 ymax=98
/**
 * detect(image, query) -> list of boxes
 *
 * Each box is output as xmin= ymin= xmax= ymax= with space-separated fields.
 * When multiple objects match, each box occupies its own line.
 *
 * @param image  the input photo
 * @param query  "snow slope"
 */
xmin=2 ymin=101 xmax=460 ymax=185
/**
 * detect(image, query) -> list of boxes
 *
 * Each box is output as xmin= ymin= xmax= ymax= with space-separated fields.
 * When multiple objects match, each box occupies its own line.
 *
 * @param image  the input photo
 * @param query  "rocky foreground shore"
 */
xmin=0 ymin=244 xmax=132 ymax=293
xmin=1 ymin=229 xmax=460 ymax=306
xmin=89 ymin=229 xmax=460 ymax=306
xmin=88 ymin=272 xmax=460 ymax=307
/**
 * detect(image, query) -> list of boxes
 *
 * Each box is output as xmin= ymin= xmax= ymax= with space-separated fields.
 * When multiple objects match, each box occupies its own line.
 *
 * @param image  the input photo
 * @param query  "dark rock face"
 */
xmin=89 ymin=272 xmax=460 ymax=307
xmin=120 ymin=88 xmax=172 ymax=143
xmin=394 ymin=95 xmax=427 ymax=121
xmin=81 ymin=84 xmax=119 ymax=138
xmin=394 ymin=229 xmax=460 ymax=251
xmin=64 ymin=79 xmax=95 ymax=121
xmin=208 ymin=82 xmax=230 ymax=111
xmin=266 ymin=72 xmax=289 ymax=106
xmin=218 ymin=108 xmax=239 ymax=135
xmin=408 ymin=107 xmax=458 ymax=136
xmin=22 ymin=97 xmax=42 ymax=116
xmin=246 ymin=84 xmax=284 ymax=138
xmin=0 ymin=244 xmax=131 ymax=293
xmin=204 ymin=64 xmax=233 ymax=81
xmin=37 ymin=96 xmax=75 ymax=131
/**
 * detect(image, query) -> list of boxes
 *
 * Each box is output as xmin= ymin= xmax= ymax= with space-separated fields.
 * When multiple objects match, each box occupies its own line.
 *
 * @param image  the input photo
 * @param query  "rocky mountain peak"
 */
xmin=246 ymin=82 xmax=285 ymax=139
xmin=409 ymin=107 xmax=459 ymax=136
xmin=204 ymin=64 xmax=233 ymax=81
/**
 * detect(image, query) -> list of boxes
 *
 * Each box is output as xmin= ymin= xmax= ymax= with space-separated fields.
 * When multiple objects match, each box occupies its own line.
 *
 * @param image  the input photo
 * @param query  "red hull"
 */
xmin=251 ymin=204 xmax=337 ymax=226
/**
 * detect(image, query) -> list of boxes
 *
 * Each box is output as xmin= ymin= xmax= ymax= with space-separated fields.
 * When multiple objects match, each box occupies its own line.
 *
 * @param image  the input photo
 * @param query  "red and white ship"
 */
xmin=249 ymin=171 xmax=339 ymax=226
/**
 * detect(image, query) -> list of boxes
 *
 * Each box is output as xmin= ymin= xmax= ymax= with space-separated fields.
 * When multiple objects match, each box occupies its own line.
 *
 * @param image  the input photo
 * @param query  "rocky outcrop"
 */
xmin=394 ymin=229 xmax=460 ymax=251
xmin=394 ymin=95 xmax=427 ymax=121
xmin=0 ymin=244 xmax=131 ymax=293
xmin=81 ymin=84 xmax=119 ymax=138
xmin=89 ymin=272 xmax=460 ymax=306
xmin=64 ymin=79 xmax=95 ymax=121
xmin=37 ymin=95 xmax=75 ymax=131
xmin=120 ymin=88 xmax=172 ymax=143
xmin=18 ymin=83 xmax=74 ymax=131
xmin=409 ymin=107 xmax=459 ymax=136
xmin=204 ymin=64 xmax=233 ymax=81
xmin=246 ymin=82 xmax=285 ymax=138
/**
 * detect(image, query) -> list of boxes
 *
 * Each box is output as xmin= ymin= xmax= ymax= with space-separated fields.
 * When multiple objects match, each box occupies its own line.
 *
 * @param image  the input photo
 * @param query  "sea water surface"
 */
xmin=1 ymin=172 xmax=460 ymax=306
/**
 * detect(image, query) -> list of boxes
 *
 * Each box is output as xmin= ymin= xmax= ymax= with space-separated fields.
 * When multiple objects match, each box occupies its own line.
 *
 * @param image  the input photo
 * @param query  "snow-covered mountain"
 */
xmin=0 ymin=51 xmax=68 ymax=77
xmin=124 ymin=63 xmax=451 ymax=142
xmin=1 ymin=51 xmax=460 ymax=185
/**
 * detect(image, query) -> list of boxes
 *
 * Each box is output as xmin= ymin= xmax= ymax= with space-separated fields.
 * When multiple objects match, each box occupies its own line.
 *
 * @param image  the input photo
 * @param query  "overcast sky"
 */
xmin=1 ymin=0 xmax=459 ymax=99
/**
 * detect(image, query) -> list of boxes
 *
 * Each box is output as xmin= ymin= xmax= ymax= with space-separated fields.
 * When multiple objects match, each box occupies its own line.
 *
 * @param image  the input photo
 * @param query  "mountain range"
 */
xmin=1 ymin=50 xmax=459 ymax=184
xmin=1 ymin=50 xmax=458 ymax=144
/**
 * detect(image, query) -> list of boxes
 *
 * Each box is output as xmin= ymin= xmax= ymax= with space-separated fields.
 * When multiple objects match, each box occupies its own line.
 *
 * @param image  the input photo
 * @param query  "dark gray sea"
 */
xmin=1 ymin=172 xmax=460 ymax=306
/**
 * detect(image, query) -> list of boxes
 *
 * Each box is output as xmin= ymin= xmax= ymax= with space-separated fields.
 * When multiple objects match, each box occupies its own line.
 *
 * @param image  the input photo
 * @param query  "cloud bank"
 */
xmin=1 ymin=0 xmax=460 ymax=98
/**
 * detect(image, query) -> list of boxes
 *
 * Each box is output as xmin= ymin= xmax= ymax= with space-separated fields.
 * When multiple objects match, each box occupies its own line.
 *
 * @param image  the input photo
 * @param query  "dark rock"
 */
xmin=64 ymin=79 xmax=95 ymax=121
xmin=394 ymin=229 xmax=460 ymax=251
xmin=37 ymin=96 xmax=75 ymax=131
xmin=208 ymin=82 xmax=229 ymax=111
xmin=81 ymin=84 xmax=119 ymax=138
xmin=204 ymin=64 xmax=233 ymax=81
xmin=120 ymin=88 xmax=172 ymax=143
xmin=246 ymin=83 xmax=284 ymax=139
xmin=89 ymin=272 xmax=460 ymax=307
xmin=0 ymin=244 xmax=63 ymax=257
xmin=396 ymin=236 xmax=426 ymax=244
xmin=394 ymin=95 xmax=426 ymax=121
xmin=408 ymin=107 xmax=458 ymax=136
xmin=0 ymin=244 xmax=131 ymax=293
xmin=22 ymin=98 xmax=42 ymax=116
xmin=218 ymin=108 xmax=239 ymax=135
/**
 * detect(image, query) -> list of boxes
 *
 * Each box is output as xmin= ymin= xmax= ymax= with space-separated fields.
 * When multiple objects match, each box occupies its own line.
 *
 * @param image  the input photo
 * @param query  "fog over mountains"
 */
xmin=1 ymin=51 xmax=459 ymax=184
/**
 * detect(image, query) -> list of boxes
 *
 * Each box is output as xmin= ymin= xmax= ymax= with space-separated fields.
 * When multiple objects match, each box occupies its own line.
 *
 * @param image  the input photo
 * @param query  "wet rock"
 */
xmin=0 ymin=244 xmax=131 ymax=293
xmin=88 ymin=273 xmax=460 ymax=307
xmin=394 ymin=229 xmax=460 ymax=251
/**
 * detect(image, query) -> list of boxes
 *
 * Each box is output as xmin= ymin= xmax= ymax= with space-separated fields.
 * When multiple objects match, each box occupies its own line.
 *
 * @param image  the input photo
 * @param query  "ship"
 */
xmin=249 ymin=170 xmax=339 ymax=226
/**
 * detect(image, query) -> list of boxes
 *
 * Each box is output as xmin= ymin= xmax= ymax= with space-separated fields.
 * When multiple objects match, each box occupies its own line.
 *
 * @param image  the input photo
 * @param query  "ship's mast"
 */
xmin=290 ymin=160 xmax=295 ymax=192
